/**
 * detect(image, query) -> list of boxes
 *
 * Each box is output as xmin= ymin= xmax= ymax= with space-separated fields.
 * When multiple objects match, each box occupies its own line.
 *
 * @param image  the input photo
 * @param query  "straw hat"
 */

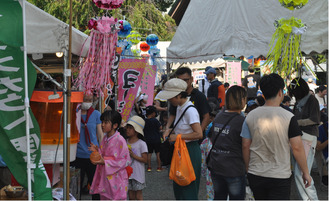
xmin=155 ymin=78 xmax=187 ymax=100
xmin=127 ymin=116 xmax=145 ymax=136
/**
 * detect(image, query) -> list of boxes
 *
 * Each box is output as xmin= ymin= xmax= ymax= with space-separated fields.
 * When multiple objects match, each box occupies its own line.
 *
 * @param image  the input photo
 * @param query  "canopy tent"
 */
xmin=167 ymin=0 xmax=328 ymax=64
xmin=24 ymin=1 xmax=89 ymax=56
xmin=172 ymin=57 xmax=226 ymax=70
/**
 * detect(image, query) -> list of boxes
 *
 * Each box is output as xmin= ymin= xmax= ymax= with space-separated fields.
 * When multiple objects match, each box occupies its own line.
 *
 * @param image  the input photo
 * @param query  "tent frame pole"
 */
xmin=64 ymin=0 xmax=73 ymax=199
xmin=22 ymin=0 xmax=33 ymax=200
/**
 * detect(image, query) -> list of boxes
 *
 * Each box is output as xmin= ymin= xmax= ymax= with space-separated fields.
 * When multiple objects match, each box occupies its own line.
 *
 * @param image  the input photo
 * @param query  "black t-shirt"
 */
xmin=208 ymin=112 xmax=245 ymax=177
xmin=293 ymin=95 xmax=321 ymax=136
xmin=288 ymin=116 xmax=303 ymax=138
xmin=169 ymin=88 xmax=210 ymax=123
xmin=143 ymin=118 xmax=161 ymax=143
xmin=242 ymin=74 xmax=260 ymax=99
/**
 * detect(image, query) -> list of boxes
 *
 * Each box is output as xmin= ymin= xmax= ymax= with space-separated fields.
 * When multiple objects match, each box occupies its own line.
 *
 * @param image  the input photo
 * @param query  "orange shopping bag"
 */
xmin=169 ymin=134 xmax=196 ymax=186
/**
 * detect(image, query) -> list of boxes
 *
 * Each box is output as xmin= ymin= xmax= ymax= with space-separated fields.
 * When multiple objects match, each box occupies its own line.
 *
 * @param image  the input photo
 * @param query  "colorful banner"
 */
xmin=140 ymin=64 xmax=157 ymax=106
xmin=0 ymin=1 xmax=52 ymax=200
xmin=225 ymin=61 xmax=242 ymax=86
xmin=117 ymin=59 xmax=147 ymax=122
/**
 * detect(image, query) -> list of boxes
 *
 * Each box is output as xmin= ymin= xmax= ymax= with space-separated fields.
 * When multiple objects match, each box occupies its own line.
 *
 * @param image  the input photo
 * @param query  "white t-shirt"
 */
xmin=127 ymin=139 xmax=148 ymax=183
xmin=315 ymin=93 xmax=326 ymax=108
xmin=173 ymin=99 xmax=200 ymax=142
xmin=198 ymin=78 xmax=210 ymax=97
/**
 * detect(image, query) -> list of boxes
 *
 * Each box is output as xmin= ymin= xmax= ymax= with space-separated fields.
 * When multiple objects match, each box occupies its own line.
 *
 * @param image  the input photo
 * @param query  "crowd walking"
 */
xmin=18 ymin=66 xmax=326 ymax=200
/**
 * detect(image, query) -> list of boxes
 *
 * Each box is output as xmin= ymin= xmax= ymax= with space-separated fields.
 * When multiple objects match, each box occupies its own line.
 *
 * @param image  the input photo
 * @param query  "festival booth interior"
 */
xmin=167 ymin=0 xmax=328 ymax=65
xmin=17 ymin=1 xmax=90 ymax=185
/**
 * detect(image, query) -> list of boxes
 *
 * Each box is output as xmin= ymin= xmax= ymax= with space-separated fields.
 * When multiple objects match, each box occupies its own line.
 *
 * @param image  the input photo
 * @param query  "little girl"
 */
xmin=126 ymin=116 xmax=148 ymax=200
xmin=89 ymin=110 xmax=130 ymax=200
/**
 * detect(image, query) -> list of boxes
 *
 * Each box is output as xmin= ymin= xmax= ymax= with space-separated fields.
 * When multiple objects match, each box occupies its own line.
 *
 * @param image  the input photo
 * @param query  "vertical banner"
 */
xmin=140 ymin=65 xmax=157 ymax=106
xmin=0 ymin=0 xmax=52 ymax=200
xmin=225 ymin=61 xmax=242 ymax=86
xmin=117 ymin=59 xmax=147 ymax=122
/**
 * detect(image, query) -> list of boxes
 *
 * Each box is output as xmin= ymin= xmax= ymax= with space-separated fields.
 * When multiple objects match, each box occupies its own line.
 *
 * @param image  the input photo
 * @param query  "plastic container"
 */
xmin=30 ymin=90 xmax=83 ymax=163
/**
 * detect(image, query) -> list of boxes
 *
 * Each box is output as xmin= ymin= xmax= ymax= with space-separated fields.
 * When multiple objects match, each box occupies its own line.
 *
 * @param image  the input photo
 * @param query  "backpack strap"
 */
xmin=202 ymin=79 xmax=205 ymax=94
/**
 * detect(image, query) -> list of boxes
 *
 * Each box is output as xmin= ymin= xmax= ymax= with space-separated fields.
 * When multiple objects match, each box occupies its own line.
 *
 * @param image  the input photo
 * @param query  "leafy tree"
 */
xmin=27 ymin=0 xmax=176 ymax=40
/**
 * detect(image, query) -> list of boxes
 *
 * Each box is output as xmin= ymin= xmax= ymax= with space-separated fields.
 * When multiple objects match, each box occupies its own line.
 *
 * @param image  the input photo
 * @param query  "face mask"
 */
xmin=81 ymin=102 xmax=92 ymax=110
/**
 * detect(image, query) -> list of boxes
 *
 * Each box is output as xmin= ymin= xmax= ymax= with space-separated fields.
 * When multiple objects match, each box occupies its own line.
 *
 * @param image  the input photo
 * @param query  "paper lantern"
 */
xmin=118 ymin=20 xmax=132 ymax=38
xmin=140 ymin=42 xmax=150 ymax=52
xmin=93 ymin=0 xmax=124 ymax=10
xmin=146 ymin=34 xmax=159 ymax=46
xmin=127 ymin=31 xmax=141 ymax=45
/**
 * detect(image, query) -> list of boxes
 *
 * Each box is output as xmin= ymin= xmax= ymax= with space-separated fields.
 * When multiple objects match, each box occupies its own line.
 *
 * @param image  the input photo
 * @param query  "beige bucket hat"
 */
xmin=127 ymin=116 xmax=145 ymax=136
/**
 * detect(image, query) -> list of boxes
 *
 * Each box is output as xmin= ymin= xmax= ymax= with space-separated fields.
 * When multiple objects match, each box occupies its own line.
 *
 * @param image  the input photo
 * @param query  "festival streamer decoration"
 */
xmin=93 ymin=0 xmax=124 ymax=10
xmin=74 ymin=16 xmax=120 ymax=95
xmin=278 ymin=0 xmax=308 ymax=10
xmin=264 ymin=16 xmax=312 ymax=76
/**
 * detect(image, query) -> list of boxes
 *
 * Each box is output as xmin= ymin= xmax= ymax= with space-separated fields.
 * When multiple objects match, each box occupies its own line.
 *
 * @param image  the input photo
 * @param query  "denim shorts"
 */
xmin=128 ymin=179 xmax=146 ymax=191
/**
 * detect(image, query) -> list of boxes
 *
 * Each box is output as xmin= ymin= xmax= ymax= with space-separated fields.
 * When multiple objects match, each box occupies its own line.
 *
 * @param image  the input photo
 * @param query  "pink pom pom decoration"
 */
xmin=93 ymin=0 xmax=125 ymax=10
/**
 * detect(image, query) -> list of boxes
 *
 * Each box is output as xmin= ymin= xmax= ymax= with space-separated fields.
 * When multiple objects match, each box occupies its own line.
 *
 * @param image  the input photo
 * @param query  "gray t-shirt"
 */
xmin=208 ymin=112 xmax=245 ymax=177
xmin=241 ymin=106 xmax=302 ymax=179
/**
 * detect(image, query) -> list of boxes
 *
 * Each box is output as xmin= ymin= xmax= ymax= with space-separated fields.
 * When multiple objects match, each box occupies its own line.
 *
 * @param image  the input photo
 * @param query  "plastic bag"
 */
xmin=169 ymin=134 xmax=196 ymax=186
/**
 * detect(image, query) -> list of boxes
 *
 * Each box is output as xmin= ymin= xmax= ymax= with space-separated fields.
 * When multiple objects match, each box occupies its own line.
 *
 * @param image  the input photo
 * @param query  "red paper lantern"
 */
xmin=140 ymin=42 xmax=150 ymax=52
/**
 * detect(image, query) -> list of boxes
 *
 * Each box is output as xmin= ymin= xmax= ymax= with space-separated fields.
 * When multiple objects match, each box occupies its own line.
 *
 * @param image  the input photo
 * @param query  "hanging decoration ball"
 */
xmin=118 ymin=20 xmax=132 ymax=38
xmin=88 ymin=18 xmax=98 ymax=30
xmin=278 ymin=0 xmax=308 ymax=10
xmin=140 ymin=42 xmax=150 ymax=52
xmin=146 ymin=34 xmax=159 ymax=46
xmin=127 ymin=31 xmax=141 ymax=45
xmin=93 ymin=0 xmax=124 ymax=10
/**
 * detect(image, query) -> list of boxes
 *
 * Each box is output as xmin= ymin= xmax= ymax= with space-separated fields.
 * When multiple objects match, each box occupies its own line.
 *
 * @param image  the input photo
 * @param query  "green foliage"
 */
xmin=27 ymin=0 xmax=176 ymax=40
xmin=153 ymin=0 xmax=174 ymax=12
xmin=315 ymin=54 xmax=327 ymax=64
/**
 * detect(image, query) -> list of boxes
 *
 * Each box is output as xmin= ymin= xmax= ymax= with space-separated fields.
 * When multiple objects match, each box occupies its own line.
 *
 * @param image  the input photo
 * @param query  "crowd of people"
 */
xmin=72 ymin=65 xmax=327 ymax=200
xmin=1 ymin=65 xmax=327 ymax=200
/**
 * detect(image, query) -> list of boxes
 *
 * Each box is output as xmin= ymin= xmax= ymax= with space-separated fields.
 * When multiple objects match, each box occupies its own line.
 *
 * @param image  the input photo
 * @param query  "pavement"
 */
xmin=81 ymin=154 xmax=328 ymax=200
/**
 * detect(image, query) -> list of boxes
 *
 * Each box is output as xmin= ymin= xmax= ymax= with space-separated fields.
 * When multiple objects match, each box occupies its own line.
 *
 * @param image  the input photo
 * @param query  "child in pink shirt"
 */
xmin=89 ymin=110 xmax=130 ymax=200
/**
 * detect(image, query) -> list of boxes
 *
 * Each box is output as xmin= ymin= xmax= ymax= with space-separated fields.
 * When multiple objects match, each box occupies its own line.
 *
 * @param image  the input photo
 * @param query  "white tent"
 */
xmin=167 ymin=0 xmax=328 ymax=64
xmin=24 ymin=1 xmax=89 ymax=56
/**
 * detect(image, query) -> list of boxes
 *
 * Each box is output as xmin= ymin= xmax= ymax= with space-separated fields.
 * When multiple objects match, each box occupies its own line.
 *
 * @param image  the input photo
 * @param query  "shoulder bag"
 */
xmin=160 ymin=105 xmax=195 ymax=166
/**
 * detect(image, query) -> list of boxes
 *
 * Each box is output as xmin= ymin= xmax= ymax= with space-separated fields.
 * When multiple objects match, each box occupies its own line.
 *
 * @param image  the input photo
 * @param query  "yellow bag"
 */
xmin=169 ymin=134 xmax=196 ymax=186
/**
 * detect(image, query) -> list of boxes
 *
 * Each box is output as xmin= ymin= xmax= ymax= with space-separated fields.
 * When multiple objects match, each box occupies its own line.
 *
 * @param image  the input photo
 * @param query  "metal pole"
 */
xmin=22 ymin=0 xmax=33 ymax=200
xmin=63 ymin=49 xmax=69 ymax=201
xmin=64 ymin=0 xmax=73 ymax=199
xmin=325 ymin=51 xmax=329 ymax=110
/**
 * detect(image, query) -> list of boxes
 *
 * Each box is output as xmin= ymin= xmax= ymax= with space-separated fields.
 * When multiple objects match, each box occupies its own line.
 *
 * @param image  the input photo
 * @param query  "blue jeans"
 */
xmin=211 ymin=173 xmax=245 ymax=200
